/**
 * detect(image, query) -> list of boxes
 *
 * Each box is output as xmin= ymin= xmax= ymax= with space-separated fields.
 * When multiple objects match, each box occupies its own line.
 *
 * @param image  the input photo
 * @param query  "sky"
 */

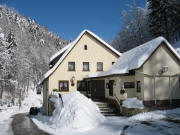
xmin=1 ymin=0 xmax=146 ymax=41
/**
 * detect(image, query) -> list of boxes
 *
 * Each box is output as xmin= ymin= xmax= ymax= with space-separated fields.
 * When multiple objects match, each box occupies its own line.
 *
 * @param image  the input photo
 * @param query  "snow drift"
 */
xmin=122 ymin=98 xmax=144 ymax=109
xmin=34 ymin=91 xmax=105 ymax=133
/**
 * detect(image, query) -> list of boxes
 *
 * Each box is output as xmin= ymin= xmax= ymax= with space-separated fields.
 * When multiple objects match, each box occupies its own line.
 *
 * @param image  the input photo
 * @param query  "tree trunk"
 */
xmin=0 ymin=81 xmax=4 ymax=99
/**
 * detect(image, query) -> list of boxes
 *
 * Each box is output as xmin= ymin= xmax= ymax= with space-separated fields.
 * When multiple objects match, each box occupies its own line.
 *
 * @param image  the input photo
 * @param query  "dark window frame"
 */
xmin=83 ymin=62 xmax=89 ymax=71
xmin=68 ymin=61 xmax=75 ymax=71
xmin=77 ymin=80 xmax=87 ymax=91
xmin=59 ymin=80 xmax=69 ymax=91
xmin=124 ymin=82 xmax=135 ymax=88
xmin=97 ymin=62 xmax=103 ymax=71
xmin=137 ymin=81 xmax=141 ymax=92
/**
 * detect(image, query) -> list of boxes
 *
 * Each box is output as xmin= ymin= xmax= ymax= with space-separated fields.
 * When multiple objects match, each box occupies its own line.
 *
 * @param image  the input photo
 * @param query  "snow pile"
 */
xmin=129 ymin=110 xmax=166 ymax=121
xmin=33 ymin=91 xmax=105 ymax=133
xmin=51 ymin=91 xmax=105 ymax=131
xmin=122 ymin=98 xmax=144 ymax=109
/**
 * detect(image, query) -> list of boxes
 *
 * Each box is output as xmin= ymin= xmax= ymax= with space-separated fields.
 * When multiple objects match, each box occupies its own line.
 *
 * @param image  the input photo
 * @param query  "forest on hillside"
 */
xmin=112 ymin=0 xmax=180 ymax=52
xmin=0 ymin=5 xmax=67 ymax=105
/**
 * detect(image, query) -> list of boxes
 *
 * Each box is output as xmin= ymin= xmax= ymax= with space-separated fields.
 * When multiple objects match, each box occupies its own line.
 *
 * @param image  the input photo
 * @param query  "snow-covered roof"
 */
xmin=50 ymin=43 xmax=72 ymax=62
xmin=38 ymin=29 xmax=121 ymax=85
xmin=50 ymin=30 xmax=121 ymax=63
xmin=87 ymin=36 xmax=180 ymax=78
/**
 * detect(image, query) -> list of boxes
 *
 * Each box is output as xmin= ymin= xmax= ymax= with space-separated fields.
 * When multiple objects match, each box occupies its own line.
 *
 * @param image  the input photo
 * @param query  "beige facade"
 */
xmin=143 ymin=44 xmax=180 ymax=103
xmin=41 ymin=33 xmax=180 ymax=115
xmin=48 ymin=33 xmax=118 ymax=95
xmin=103 ymin=43 xmax=180 ymax=107
xmin=42 ymin=31 xmax=120 ymax=115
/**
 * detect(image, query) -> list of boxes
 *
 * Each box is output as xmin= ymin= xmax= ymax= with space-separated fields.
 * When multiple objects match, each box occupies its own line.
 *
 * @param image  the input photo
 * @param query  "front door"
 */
xmin=109 ymin=80 xmax=114 ymax=96
xmin=91 ymin=80 xmax=105 ymax=100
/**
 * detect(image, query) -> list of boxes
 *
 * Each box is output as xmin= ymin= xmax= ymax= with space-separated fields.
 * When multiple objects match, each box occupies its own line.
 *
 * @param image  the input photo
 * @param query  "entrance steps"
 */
xmin=95 ymin=101 xmax=120 ymax=116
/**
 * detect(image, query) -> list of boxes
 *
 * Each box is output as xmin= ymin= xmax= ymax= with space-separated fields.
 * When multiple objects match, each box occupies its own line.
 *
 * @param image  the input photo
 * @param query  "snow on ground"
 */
xmin=32 ymin=91 xmax=180 ymax=135
xmin=33 ymin=108 xmax=180 ymax=135
xmin=32 ymin=91 xmax=105 ymax=134
xmin=0 ymin=88 xmax=43 ymax=135
xmin=122 ymin=98 xmax=144 ymax=109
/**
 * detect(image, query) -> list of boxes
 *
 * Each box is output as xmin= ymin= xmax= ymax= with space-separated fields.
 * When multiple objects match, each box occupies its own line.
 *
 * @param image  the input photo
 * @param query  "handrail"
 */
xmin=114 ymin=94 xmax=120 ymax=106
xmin=58 ymin=93 xmax=64 ymax=107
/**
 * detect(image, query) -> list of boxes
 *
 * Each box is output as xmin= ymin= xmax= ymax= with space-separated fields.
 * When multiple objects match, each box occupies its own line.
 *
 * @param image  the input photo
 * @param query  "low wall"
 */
xmin=120 ymin=106 xmax=149 ymax=116
xmin=143 ymin=99 xmax=180 ymax=108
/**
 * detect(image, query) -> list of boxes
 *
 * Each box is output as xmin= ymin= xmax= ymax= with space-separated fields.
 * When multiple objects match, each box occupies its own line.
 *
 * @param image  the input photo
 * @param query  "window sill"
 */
xmin=97 ymin=70 xmax=103 ymax=72
xmin=68 ymin=70 xmax=76 ymax=72
xmin=82 ymin=70 xmax=90 ymax=72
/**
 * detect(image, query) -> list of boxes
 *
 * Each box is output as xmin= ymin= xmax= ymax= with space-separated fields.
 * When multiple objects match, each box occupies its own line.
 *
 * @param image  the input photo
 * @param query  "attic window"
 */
xmin=84 ymin=45 xmax=87 ymax=50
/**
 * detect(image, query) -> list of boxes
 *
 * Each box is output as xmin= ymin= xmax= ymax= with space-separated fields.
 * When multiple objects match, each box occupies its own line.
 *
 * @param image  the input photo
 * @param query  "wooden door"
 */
xmin=90 ymin=80 xmax=105 ymax=100
xmin=109 ymin=80 xmax=114 ymax=96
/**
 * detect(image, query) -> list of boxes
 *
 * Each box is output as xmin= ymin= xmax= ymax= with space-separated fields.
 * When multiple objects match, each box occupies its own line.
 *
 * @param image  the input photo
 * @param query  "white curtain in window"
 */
xmin=83 ymin=63 xmax=89 ymax=70
xmin=69 ymin=62 xmax=75 ymax=70
xmin=97 ymin=62 xmax=103 ymax=70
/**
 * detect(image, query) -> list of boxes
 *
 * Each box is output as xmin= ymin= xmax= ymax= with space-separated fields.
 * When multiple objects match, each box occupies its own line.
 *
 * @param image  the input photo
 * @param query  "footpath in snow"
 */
xmin=32 ymin=91 xmax=180 ymax=135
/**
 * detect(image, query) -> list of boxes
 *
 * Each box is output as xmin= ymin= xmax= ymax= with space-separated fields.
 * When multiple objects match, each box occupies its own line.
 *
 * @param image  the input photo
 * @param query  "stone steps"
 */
xmin=95 ymin=101 xmax=120 ymax=116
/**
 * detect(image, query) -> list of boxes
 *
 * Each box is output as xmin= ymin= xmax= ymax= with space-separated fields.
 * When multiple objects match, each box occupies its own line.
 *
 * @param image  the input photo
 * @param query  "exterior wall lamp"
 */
xmin=71 ymin=76 xmax=75 ymax=86
xmin=161 ymin=66 xmax=168 ymax=74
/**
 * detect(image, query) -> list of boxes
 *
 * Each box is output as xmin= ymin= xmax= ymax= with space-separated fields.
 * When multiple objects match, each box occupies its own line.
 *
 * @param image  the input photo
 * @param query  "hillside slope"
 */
xmin=0 ymin=5 xmax=67 ymax=103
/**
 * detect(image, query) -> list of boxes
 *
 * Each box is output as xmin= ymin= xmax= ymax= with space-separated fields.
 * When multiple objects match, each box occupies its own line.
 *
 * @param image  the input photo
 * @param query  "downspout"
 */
xmin=154 ymin=76 xmax=156 ymax=105
xmin=169 ymin=76 xmax=172 ymax=105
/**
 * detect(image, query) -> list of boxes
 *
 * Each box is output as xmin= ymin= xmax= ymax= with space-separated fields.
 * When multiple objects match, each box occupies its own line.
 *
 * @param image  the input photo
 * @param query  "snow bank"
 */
xmin=33 ymin=91 xmax=105 ymax=133
xmin=122 ymin=98 xmax=144 ymax=109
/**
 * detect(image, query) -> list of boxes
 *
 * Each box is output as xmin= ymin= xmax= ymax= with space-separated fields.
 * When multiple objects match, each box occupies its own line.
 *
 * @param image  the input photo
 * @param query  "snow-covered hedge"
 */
xmin=122 ymin=98 xmax=144 ymax=109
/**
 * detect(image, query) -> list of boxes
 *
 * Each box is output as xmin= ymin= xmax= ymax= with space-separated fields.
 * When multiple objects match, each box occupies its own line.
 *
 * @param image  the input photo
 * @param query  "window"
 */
xmin=112 ymin=62 xmax=115 ymax=65
xmin=84 ymin=45 xmax=87 ymax=50
xmin=77 ymin=81 xmax=87 ymax=91
xmin=68 ymin=62 xmax=75 ymax=71
xmin=137 ymin=81 xmax=141 ymax=92
xmin=97 ymin=62 xmax=103 ymax=71
xmin=124 ymin=82 xmax=135 ymax=88
xmin=83 ymin=62 xmax=89 ymax=71
xmin=59 ymin=81 xmax=69 ymax=91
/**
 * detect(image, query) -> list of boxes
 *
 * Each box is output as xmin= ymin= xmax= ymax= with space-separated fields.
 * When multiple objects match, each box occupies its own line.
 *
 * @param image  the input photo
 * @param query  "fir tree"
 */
xmin=147 ymin=0 xmax=180 ymax=42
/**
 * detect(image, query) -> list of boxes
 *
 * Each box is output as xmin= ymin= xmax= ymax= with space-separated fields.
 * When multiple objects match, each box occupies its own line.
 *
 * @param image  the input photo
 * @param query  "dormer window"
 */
xmin=84 ymin=45 xmax=87 ymax=50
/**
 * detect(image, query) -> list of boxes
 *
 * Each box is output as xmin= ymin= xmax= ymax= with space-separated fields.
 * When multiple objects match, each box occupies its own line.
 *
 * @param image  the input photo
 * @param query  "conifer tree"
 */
xmin=147 ymin=0 xmax=180 ymax=42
